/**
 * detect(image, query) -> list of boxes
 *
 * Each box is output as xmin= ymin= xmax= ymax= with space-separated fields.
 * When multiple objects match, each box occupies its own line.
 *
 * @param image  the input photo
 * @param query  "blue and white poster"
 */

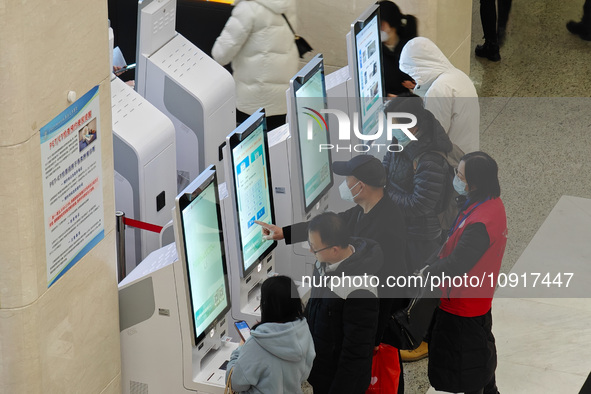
xmin=40 ymin=85 xmax=104 ymax=288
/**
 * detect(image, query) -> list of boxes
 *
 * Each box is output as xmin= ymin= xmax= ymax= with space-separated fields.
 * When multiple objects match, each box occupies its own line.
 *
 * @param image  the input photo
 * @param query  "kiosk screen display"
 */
xmin=292 ymin=56 xmax=333 ymax=211
xmin=229 ymin=112 xmax=277 ymax=276
xmin=178 ymin=169 xmax=231 ymax=345
xmin=353 ymin=7 xmax=384 ymax=135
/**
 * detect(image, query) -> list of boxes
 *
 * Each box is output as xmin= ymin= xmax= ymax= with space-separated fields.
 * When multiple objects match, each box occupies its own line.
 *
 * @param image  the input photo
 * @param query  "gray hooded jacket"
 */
xmin=226 ymin=318 xmax=315 ymax=393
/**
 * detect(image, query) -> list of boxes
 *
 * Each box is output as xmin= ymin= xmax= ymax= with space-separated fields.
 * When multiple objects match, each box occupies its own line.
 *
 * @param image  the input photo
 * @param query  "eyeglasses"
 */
xmin=308 ymin=242 xmax=333 ymax=255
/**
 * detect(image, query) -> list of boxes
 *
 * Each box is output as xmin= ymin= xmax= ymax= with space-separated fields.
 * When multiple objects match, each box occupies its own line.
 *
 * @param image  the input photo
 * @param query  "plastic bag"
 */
xmin=365 ymin=344 xmax=401 ymax=393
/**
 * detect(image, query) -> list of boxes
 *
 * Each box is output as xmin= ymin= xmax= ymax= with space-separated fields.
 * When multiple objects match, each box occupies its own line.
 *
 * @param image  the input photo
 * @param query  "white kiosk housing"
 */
xmin=222 ymin=109 xmax=277 ymax=337
xmin=112 ymin=76 xmax=177 ymax=270
xmin=135 ymin=0 xmax=236 ymax=191
xmin=118 ymin=166 xmax=237 ymax=394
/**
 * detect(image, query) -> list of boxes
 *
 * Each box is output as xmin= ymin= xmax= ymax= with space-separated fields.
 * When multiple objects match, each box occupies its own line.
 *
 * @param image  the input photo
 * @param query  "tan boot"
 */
xmin=400 ymin=341 xmax=428 ymax=362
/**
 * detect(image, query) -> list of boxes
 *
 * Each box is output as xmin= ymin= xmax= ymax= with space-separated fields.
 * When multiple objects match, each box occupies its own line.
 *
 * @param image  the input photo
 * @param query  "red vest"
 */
xmin=438 ymin=198 xmax=508 ymax=317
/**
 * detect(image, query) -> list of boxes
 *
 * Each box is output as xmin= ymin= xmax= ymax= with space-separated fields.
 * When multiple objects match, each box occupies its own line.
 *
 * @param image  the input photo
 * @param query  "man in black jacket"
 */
xmin=256 ymin=156 xmax=408 ymax=325
xmin=304 ymin=212 xmax=381 ymax=394
xmin=256 ymin=155 xmax=408 ymax=391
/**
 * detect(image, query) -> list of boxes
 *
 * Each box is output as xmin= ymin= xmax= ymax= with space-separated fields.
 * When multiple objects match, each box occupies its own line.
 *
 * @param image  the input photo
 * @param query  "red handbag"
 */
xmin=366 ymin=344 xmax=401 ymax=393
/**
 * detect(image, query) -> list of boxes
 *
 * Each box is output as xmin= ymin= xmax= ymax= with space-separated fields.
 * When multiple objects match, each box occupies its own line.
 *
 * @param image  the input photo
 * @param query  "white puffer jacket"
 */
xmin=212 ymin=0 xmax=299 ymax=116
xmin=399 ymin=37 xmax=480 ymax=154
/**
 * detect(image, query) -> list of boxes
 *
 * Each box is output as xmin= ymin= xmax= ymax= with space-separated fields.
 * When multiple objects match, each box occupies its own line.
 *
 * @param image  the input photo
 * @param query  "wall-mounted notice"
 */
xmin=40 ymin=86 xmax=104 ymax=288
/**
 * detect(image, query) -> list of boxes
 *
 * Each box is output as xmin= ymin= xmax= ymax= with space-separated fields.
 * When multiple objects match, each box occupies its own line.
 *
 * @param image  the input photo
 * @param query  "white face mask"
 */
xmin=453 ymin=174 xmax=469 ymax=196
xmin=339 ymin=180 xmax=361 ymax=202
xmin=380 ymin=30 xmax=390 ymax=43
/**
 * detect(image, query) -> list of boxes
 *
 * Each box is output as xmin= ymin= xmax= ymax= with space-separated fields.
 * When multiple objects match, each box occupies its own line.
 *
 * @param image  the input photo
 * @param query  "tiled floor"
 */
xmin=404 ymin=0 xmax=591 ymax=393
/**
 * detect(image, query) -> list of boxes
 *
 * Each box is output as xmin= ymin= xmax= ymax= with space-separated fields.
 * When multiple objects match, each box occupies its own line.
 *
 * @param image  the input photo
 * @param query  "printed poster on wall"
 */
xmin=40 ymin=85 xmax=104 ymax=288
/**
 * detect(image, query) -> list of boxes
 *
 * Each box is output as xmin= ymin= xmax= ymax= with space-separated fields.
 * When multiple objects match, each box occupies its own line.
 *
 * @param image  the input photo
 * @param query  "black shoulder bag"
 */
xmin=282 ymin=14 xmax=313 ymax=58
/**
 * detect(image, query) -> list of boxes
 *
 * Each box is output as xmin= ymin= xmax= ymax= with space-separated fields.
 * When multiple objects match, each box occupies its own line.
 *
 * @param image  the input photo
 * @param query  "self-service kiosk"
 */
xmin=118 ymin=166 xmax=237 ymax=394
xmin=325 ymin=4 xmax=387 ymax=212
xmin=221 ymin=109 xmax=278 ymax=338
xmin=135 ymin=0 xmax=236 ymax=191
xmin=270 ymin=54 xmax=335 ymax=283
xmin=112 ymin=76 xmax=177 ymax=271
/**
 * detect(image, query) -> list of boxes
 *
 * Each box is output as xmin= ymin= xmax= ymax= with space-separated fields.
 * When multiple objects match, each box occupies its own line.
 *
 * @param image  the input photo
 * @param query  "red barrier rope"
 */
xmin=123 ymin=217 xmax=163 ymax=234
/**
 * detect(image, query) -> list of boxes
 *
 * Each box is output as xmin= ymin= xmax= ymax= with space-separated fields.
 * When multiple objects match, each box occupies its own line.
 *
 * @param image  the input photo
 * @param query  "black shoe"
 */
xmin=567 ymin=20 xmax=591 ymax=41
xmin=475 ymin=42 xmax=501 ymax=61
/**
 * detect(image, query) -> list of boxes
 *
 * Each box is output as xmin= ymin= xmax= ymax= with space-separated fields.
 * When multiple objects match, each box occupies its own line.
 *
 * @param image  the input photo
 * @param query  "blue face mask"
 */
xmin=453 ymin=174 xmax=468 ymax=196
xmin=391 ymin=129 xmax=412 ymax=147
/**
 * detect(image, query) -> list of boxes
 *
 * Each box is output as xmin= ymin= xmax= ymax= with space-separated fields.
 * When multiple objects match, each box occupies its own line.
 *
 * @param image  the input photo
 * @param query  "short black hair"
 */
xmin=308 ymin=211 xmax=350 ymax=249
xmin=259 ymin=276 xmax=304 ymax=324
xmin=462 ymin=151 xmax=501 ymax=202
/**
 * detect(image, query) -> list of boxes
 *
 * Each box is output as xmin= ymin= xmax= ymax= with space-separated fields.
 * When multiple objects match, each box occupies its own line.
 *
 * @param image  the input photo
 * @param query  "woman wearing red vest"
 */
xmin=422 ymin=151 xmax=507 ymax=394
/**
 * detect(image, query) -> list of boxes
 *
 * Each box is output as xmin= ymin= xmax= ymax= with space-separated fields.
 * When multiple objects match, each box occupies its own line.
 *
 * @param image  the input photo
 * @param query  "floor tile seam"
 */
xmin=497 ymin=358 xmax=591 ymax=379
xmin=509 ymin=297 xmax=591 ymax=312
xmin=480 ymin=95 xmax=514 ymax=134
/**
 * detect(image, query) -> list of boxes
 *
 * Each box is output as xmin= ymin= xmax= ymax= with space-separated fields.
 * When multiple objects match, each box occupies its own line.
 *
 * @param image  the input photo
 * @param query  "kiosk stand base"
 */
xmin=119 ymin=244 xmax=239 ymax=394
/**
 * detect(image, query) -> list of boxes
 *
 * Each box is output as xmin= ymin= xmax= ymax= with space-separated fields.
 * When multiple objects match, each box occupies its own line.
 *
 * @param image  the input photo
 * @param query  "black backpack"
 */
xmin=413 ymin=143 xmax=465 ymax=232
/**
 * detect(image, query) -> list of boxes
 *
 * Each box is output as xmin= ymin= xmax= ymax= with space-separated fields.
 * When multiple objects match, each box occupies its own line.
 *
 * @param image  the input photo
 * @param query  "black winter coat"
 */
xmin=383 ymin=41 xmax=413 ymax=96
xmin=283 ymin=197 xmax=408 ymax=344
xmin=305 ymin=238 xmax=381 ymax=394
xmin=382 ymin=109 xmax=453 ymax=241
xmin=284 ymin=196 xmax=408 ymax=280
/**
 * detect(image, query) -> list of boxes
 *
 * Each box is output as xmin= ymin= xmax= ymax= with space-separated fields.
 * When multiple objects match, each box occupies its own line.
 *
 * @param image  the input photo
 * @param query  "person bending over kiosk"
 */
xmin=421 ymin=152 xmax=506 ymax=394
xmin=257 ymin=155 xmax=407 ymax=391
xmin=304 ymin=212 xmax=381 ymax=394
xmin=226 ymin=275 xmax=315 ymax=393
xmin=399 ymin=37 xmax=480 ymax=154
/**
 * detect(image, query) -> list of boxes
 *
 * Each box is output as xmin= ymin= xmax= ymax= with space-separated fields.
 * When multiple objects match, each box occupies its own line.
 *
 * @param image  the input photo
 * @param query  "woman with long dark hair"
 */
xmin=378 ymin=1 xmax=418 ymax=96
xmin=422 ymin=151 xmax=506 ymax=394
xmin=226 ymin=276 xmax=315 ymax=393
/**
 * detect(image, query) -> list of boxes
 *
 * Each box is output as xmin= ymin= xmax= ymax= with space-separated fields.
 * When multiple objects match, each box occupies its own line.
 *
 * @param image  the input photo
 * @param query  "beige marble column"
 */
xmin=0 ymin=0 xmax=121 ymax=393
xmin=297 ymin=0 xmax=473 ymax=75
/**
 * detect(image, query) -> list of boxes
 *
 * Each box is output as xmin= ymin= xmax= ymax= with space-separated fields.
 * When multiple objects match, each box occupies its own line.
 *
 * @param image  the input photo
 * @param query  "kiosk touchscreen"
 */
xmin=227 ymin=110 xmax=277 ymax=278
xmin=223 ymin=109 xmax=277 ymax=332
xmin=176 ymin=168 xmax=231 ymax=346
xmin=348 ymin=4 xmax=385 ymax=140
xmin=271 ymin=54 xmax=333 ymax=281
xmin=290 ymin=54 xmax=334 ymax=215
xmin=118 ymin=166 xmax=237 ymax=394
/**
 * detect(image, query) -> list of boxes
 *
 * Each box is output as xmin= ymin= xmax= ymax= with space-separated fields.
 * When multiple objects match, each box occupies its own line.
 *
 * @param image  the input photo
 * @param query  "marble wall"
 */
xmin=297 ymin=0 xmax=473 ymax=75
xmin=0 ymin=0 xmax=121 ymax=392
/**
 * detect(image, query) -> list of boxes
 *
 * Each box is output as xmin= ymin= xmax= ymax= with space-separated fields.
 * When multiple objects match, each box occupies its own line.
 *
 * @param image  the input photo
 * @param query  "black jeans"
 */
xmin=480 ymin=0 xmax=513 ymax=43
